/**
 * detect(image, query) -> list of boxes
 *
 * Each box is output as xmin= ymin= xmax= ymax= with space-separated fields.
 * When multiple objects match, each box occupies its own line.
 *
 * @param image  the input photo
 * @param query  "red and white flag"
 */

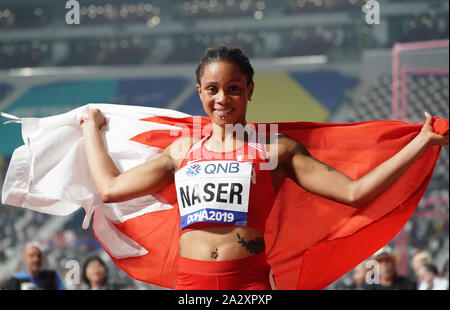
xmin=2 ymin=103 xmax=448 ymax=289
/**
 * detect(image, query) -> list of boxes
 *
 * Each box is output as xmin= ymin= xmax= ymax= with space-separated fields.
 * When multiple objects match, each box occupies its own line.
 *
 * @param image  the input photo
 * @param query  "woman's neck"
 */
xmin=210 ymin=121 xmax=248 ymax=142
xmin=90 ymin=282 xmax=102 ymax=290
xmin=207 ymin=121 xmax=251 ymax=152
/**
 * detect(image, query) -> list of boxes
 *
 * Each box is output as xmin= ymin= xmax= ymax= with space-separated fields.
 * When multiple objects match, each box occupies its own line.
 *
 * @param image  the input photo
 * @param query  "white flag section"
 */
xmin=2 ymin=103 xmax=189 ymax=259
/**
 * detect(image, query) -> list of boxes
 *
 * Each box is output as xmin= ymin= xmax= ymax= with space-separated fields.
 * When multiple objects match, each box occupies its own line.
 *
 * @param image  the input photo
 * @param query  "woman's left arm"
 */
xmin=282 ymin=112 xmax=449 ymax=208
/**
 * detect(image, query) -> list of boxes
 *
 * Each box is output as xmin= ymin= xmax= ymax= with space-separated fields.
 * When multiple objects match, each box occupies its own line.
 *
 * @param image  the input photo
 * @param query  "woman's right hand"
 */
xmin=80 ymin=108 xmax=107 ymax=130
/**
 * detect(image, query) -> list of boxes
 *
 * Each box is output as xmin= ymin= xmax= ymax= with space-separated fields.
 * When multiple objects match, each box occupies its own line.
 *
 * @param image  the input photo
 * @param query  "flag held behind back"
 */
xmin=1 ymin=103 xmax=447 ymax=289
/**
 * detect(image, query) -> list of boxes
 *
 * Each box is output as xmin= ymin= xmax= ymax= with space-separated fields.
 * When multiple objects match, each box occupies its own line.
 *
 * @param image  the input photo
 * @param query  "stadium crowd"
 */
xmin=0 ymin=0 xmax=448 ymax=69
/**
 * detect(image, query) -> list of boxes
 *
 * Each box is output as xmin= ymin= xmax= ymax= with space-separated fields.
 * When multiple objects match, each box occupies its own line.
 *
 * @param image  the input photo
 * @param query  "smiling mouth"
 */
xmin=214 ymin=108 xmax=233 ymax=118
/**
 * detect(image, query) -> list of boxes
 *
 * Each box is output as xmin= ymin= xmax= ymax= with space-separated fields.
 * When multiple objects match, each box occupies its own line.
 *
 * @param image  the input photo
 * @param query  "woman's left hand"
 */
xmin=420 ymin=112 xmax=449 ymax=147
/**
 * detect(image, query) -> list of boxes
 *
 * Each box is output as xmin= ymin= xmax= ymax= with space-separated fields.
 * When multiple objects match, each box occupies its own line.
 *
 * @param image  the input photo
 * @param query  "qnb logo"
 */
xmin=65 ymin=0 xmax=80 ymax=25
xmin=204 ymin=162 xmax=240 ymax=175
xmin=186 ymin=164 xmax=201 ymax=177
xmin=363 ymin=0 xmax=380 ymax=25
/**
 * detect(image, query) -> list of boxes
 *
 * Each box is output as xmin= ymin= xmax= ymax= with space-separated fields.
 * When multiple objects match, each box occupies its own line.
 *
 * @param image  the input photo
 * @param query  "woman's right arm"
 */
xmin=81 ymin=109 xmax=177 ymax=203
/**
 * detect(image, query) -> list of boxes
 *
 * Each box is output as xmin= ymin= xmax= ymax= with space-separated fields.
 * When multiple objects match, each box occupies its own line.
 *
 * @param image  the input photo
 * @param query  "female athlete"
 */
xmin=80 ymin=45 xmax=449 ymax=290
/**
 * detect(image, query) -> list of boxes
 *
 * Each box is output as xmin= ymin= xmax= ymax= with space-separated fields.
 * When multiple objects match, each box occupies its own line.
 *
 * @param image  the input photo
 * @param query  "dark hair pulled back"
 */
xmin=195 ymin=45 xmax=254 ymax=86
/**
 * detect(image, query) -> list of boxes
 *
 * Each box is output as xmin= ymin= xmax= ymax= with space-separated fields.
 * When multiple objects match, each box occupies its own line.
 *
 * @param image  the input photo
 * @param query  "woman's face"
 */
xmin=85 ymin=259 xmax=106 ymax=286
xmin=197 ymin=61 xmax=254 ymax=126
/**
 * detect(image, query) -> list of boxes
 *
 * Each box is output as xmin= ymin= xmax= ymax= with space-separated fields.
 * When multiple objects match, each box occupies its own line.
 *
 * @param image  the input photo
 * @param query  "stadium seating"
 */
xmin=289 ymin=70 xmax=357 ymax=113
xmin=0 ymin=77 xmax=189 ymax=157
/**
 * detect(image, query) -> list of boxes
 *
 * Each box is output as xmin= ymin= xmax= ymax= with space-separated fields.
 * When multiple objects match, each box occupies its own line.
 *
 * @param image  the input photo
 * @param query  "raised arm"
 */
xmin=279 ymin=113 xmax=449 ymax=208
xmin=80 ymin=109 xmax=178 ymax=203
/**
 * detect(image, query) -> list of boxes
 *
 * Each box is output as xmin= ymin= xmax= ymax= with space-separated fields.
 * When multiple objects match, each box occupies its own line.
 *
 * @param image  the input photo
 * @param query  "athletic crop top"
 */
xmin=175 ymin=131 xmax=276 ymax=235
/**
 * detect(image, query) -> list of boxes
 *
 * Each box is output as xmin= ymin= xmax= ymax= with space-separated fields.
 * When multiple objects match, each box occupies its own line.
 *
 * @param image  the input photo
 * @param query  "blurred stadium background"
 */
xmin=0 ymin=0 xmax=448 ymax=289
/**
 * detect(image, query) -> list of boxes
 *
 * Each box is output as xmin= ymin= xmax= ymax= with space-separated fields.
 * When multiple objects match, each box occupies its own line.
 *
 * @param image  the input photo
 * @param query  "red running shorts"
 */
xmin=174 ymin=252 xmax=273 ymax=290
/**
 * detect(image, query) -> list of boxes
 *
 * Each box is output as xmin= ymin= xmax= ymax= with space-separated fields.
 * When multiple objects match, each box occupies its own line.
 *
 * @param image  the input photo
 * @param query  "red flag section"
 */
xmin=96 ymin=117 xmax=447 ymax=289
xmin=130 ymin=116 xmax=213 ymax=148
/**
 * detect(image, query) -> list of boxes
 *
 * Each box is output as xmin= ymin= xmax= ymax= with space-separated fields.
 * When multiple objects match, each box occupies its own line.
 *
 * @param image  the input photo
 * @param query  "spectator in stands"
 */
xmin=364 ymin=247 xmax=415 ymax=290
xmin=417 ymin=262 xmax=449 ymax=290
xmin=411 ymin=250 xmax=433 ymax=289
xmin=351 ymin=261 xmax=370 ymax=290
xmin=443 ymin=258 xmax=449 ymax=282
xmin=82 ymin=255 xmax=112 ymax=290
xmin=0 ymin=241 xmax=65 ymax=290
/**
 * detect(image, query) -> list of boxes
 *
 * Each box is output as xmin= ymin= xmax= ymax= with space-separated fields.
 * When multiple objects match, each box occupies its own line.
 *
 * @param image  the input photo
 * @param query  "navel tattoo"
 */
xmin=236 ymin=233 xmax=265 ymax=254
xmin=211 ymin=248 xmax=219 ymax=259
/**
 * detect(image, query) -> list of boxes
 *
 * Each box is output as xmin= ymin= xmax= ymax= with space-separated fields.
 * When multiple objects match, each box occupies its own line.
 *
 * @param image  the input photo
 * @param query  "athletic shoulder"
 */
xmin=167 ymin=136 xmax=201 ymax=155
xmin=164 ymin=136 xmax=201 ymax=169
xmin=264 ymin=133 xmax=310 ymax=158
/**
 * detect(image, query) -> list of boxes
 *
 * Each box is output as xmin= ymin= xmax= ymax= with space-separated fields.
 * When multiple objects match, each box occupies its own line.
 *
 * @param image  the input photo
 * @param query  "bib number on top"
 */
xmin=175 ymin=160 xmax=252 ymax=229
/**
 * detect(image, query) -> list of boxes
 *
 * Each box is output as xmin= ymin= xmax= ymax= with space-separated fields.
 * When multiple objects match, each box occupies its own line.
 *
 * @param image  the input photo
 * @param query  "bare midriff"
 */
xmin=179 ymin=226 xmax=265 ymax=261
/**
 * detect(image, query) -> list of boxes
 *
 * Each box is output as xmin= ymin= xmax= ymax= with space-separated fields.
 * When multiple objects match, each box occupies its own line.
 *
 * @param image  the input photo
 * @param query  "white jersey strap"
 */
xmin=185 ymin=134 xmax=210 ymax=159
